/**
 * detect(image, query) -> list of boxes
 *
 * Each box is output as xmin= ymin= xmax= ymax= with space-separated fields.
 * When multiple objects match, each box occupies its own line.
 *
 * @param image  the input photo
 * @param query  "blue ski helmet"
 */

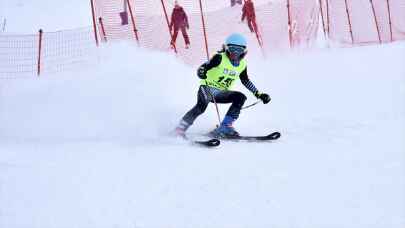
xmin=225 ymin=33 xmax=247 ymax=47
xmin=224 ymin=33 xmax=248 ymax=63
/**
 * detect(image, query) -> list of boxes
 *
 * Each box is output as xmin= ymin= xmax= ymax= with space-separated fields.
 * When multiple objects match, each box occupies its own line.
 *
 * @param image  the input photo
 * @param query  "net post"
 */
xmin=160 ymin=0 xmax=177 ymax=54
xmin=90 ymin=0 xmax=99 ymax=46
xmin=344 ymin=0 xmax=354 ymax=44
xmin=98 ymin=17 xmax=107 ymax=42
xmin=37 ymin=29 xmax=43 ymax=77
xmin=126 ymin=0 xmax=140 ymax=44
xmin=326 ymin=0 xmax=330 ymax=38
xmin=386 ymin=0 xmax=393 ymax=42
xmin=318 ymin=0 xmax=328 ymax=42
xmin=286 ymin=0 xmax=293 ymax=48
xmin=199 ymin=0 xmax=210 ymax=60
xmin=370 ymin=0 xmax=382 ymax=44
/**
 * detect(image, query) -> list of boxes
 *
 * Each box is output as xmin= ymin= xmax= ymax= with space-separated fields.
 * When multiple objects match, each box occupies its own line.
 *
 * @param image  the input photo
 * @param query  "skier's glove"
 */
xmin=197 ymin=65 xmax=207 ymax=79
xmin=255 ymin=92 xmax=271 ymax=104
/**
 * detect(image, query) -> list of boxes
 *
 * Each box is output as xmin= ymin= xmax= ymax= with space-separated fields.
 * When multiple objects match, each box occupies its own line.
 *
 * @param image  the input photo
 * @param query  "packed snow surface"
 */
xmin=0 ymin=0 xmax=91 ymax=33
xmin=0 ymin=41 xmax=404 ymax=228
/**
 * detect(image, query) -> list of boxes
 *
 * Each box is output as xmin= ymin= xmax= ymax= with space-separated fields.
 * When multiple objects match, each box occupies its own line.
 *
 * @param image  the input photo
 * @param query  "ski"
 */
xmin=181 ymin=135 xmax=220 ymax=147
xmin=191 ymin=138 xmax=221 ymax=147
xmin=215 ymin=131 xmax=281 ymax=142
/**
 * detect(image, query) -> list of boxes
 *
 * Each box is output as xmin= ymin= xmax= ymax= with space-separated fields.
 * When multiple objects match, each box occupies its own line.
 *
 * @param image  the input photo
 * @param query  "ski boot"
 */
xmin=172 ymin=119 xmax=190 ymax=138
xmin=209 ymin=116 xmax=240 ymax=138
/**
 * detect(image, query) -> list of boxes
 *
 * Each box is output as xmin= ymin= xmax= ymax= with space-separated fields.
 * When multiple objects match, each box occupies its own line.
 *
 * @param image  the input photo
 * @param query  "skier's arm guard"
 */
xmin=240 ymin=68 xmax=259 ymax=94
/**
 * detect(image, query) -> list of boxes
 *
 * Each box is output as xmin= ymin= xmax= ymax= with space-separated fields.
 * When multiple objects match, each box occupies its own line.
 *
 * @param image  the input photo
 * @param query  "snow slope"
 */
xmin=0 ymin=0 xmax=91 ymax=33
xmin=1 ymin=0 xmax=405 ymax=227
xmin=0 ymin=42 xmax=405 ymax=228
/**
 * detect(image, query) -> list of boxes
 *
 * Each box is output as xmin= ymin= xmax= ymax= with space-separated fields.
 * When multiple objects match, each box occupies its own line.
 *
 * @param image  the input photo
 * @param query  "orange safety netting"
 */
xmin=92 ymin=0 xmax=320 ymax=65
xmin=2 ymin=0 xmax=404 ymax=78
xmin=319 ymin=0 xmax=405 ymax=45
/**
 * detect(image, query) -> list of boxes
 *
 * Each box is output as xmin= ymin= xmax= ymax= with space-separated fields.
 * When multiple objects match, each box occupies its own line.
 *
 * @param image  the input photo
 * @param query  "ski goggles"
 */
xmin=227 ymin=45 xmax=246 ymax=55
xmin=226 ymin=44 xmax=247 ymax=60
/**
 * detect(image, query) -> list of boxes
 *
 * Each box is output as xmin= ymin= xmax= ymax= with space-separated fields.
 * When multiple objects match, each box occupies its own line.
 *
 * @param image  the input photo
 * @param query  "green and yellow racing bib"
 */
xmin=200 ymin=53 xmax=247 ymax=91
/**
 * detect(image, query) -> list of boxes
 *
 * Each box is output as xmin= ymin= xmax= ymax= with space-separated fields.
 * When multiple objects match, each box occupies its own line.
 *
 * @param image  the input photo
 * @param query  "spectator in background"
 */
xmin=119 ymin=0 xmax=129 ymax=25
xmin=170 ymin=1 xmax=190 ymax=49
xmin=231 ymin=0 xmax=242 ymax=7
xmin=241 ymin=0 xmax=257 ymax=33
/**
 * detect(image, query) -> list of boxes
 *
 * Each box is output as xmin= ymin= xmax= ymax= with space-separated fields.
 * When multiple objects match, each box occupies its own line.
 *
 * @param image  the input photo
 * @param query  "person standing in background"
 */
xmin=170 ymin=0 xmax=190 ymax=49
xmin=241 ymin=0 xmax=257 ymax=33
xmin=119 ymin=0 xmax=129 ymax=25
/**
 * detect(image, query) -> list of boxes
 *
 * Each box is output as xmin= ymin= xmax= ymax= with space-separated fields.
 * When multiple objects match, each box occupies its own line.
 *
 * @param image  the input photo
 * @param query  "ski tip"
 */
xmin=208 ymin=138 xmax=221 ymax=147
xmin=192 ymin=138 xmax=220 ymax=147
xmin=269 ymin=132 xmax=281 ymax=140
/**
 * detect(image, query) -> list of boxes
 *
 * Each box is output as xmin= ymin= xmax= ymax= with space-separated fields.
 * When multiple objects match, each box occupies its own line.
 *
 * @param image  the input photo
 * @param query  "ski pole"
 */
xmin=242 ymin=100 xmax=261 ymax=110
xmin=202 ymin=82 xmax=221 ymax=126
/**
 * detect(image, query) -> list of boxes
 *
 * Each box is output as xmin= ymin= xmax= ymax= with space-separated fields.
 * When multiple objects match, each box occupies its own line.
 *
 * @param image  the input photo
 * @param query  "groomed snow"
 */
xmin=0 ymin=0 xmax=91 ymax=33
xmin=2 ymin=0 xmax=405 ymax=226
xmin=0 ymin=41 xmax=404 ymax=228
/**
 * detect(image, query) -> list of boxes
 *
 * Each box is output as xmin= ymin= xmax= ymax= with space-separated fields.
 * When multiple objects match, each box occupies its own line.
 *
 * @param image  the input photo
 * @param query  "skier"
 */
xmin=175 ymin=33 xmax=271 ymax=138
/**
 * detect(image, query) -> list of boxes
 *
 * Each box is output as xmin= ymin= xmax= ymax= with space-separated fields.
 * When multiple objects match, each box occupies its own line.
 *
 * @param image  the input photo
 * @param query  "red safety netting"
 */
xmin=3 ymin=0 xmax=403 ymax=78
xmin=288 ymin=0 xmax=320 ymax=48
xmin=92 ymin=0 xmax=320 ymax=65
xmin=320 ymin=0 xmax=405 ymax=45
xmin=0 ymin=0 xmax=321 ymax=78
xmin=389 ymin=0 xmax=405 ymax=40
